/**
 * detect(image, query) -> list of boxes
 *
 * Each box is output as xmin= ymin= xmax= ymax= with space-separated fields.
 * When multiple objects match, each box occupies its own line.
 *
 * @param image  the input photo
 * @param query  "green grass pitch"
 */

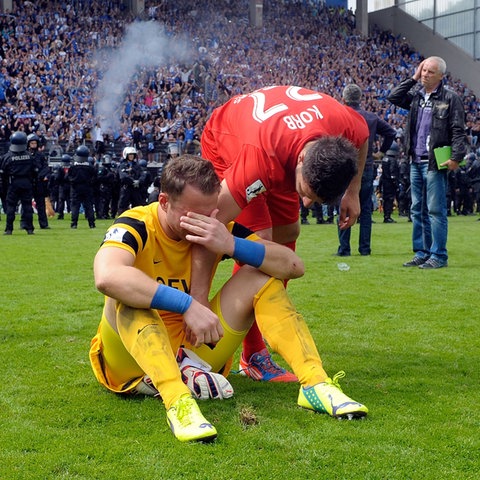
xmin=0 ymin=212 xmax=479 ymax=479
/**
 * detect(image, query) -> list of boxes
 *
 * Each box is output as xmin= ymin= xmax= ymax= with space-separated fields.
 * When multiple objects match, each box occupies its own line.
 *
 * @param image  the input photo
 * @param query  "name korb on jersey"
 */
xmin=238 ymin=86 xmax=325 ymax=129
xmin=283 ymin=104 xmax=324 ymax=130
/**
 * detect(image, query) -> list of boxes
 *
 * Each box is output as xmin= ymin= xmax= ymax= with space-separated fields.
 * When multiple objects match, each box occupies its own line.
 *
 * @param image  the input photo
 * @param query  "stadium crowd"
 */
xmin=0 ymin=0 xmax=480 ymax=226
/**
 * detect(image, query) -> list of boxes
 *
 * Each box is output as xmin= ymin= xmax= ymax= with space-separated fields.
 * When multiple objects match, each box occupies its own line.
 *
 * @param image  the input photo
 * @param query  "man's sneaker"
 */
xmin=403 ymin=256 xmax=427 ymax=267
xmin=418 ymin=258 xmax=448 ymax=269
xmin=297 ymin=371 xmax=368 ymax=419
xmin=238 ymin=348 xmax=298 ymax=382
xmin=166 ymin=395 xmax=217 ymax=442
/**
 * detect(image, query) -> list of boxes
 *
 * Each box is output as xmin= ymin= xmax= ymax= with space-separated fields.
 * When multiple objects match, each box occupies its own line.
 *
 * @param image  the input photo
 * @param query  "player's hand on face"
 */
xmin=180 ymin=209 xmax=234 ymax=255
xmin=183 ymin=299 xmax=224 ymax=348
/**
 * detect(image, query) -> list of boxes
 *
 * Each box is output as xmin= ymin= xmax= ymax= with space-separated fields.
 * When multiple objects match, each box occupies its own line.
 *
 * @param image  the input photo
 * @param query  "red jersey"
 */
xmin=201 ymin=85 xmax=369 ymax=209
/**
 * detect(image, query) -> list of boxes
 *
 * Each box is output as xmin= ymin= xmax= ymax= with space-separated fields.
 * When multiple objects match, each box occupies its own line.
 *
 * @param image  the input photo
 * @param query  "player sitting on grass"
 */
xmin=89 ymin=155 xmax=368 ymax=443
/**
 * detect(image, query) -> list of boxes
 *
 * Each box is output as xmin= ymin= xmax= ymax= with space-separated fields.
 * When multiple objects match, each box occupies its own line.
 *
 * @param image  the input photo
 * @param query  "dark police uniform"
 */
xmin=1 ymin=132 xmax=37 ymax=234
xmin=380 ymin=146 xmax=400 ymax=223
xmin=96 ymin=157 xmax=116 ymax=219
xmin=55 ymin=155 xmax=71 ymax=219
xmin=69 ymin=146 xmax=96 ymax=229
xmin=397 ymin=156 xmax=411 ymax=218
xmin=117 ymin=152 xmax=145 ymax=215
xmin=29 ymin=139 xmax=50 ymax=229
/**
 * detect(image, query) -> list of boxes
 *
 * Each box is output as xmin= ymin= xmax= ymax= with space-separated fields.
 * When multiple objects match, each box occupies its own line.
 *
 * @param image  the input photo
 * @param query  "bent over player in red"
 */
xmin=193 ymin=85 xmax=369 ymax=381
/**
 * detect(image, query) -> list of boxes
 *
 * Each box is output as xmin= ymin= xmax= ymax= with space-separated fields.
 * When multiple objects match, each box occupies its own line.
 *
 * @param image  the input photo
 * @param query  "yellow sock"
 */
xmin=115 ymin=303 xmax=190 ymax=409
xmin=253 ymin=278 xmax=328 ymax=386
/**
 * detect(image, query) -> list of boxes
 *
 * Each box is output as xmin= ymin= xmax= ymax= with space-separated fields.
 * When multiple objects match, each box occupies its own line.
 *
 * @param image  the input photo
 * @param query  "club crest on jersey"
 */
xmin=104 ymin=227 xmax=128 ymax=243
xmin=245 ymin=179 xmax=266 ymax=202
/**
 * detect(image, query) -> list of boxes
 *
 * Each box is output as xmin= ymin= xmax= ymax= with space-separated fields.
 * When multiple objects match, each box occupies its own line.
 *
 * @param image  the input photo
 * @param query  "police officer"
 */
xmin=117 ymin=146 xmax=145 ymax=215
xmin=452 ymin=162 xmax=473 ymax=215
xmin=467 ymin=152 xmax=480 ymax=217
xmin=379 ymin=142 xmax=400 ymax=223
xmin=96 ymin=154 xmax=115 ymax=219
xmin=48 ymin=161 xmax=60 ymax=214
xmin=138 ymin=158 xmax=152 ymax=205
xmin=397 ymin=150 xmax=411 ymax=219
xmin=69 ymin=145 xmax=96 ymax=229
xmin=1 ymin=131 xmax=37 ymax=235
xmin=27 ymin=133 xmax=50 ymax=229
xmin=55 ymin=154 xmax=72 ymax=219
xmin=0 ymin=155 xmax=6 ymax=218
xmin=109 ymin=156 xmax=120 ymax=219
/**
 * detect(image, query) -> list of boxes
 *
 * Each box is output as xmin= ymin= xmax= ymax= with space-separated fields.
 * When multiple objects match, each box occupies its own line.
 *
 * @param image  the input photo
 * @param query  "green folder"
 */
xmin=433 ymin=146 xmax=466 ymax=169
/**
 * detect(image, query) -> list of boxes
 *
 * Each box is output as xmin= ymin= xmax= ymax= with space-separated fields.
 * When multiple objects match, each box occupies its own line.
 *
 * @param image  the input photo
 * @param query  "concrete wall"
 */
xmin=250 ymin=0 xmax=263 ymax=28
xmin=1 ymin=0 xmax=13 ymax=12
xmin=370 ymin=7 xmax=480 ymax=97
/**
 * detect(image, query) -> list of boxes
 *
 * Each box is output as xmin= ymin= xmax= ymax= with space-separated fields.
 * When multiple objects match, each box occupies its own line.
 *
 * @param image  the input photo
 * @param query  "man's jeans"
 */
xmin=337 ymin=165 xmax=374 ymax=255
xmin=410 ymin=162 xmax=448 ymax=263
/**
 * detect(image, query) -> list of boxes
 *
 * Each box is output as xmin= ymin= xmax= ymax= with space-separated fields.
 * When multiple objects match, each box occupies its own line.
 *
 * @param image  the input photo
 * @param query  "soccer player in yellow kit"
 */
xmin=89 ymin=155 xmax=368 ymax=443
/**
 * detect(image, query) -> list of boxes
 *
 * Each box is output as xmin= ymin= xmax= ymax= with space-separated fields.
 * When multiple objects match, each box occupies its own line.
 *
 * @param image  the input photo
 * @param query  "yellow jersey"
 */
xmin=100 ymin=201 xmax=258 ymax=306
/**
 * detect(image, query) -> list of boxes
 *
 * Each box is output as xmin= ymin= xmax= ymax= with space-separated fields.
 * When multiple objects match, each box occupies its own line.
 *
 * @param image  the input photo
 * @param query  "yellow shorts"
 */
xmin=89 ymin=290 xmax=248 ymax=394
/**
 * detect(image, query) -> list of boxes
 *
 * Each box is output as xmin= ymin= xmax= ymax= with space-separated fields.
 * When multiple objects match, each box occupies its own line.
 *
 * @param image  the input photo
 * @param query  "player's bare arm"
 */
xmin=338 ymin=139 xmax=368 ymax=230
xmin=181 ymin=210 xmax=305 ymax=279
xmin=189 ymin=179 xmax=241 ymax=307
xmin=94 ymin=246 xmax=223 ymax=347
xmin=215 ymin=179 xmax=242 ymax=224
xmin=189 ymin=244 xmax=216 ymax=308
xmin=94 ymin=247 xmax=159 ymax=307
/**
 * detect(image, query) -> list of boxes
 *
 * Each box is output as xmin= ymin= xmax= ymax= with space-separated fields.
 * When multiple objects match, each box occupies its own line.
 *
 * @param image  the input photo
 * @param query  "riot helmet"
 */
xmin=386 ymin=142 xmax=400 ymax=157
xmin=75 ymin=145 xmax=90 ymax=161
xmin=9 ymin=131 xmax=28 ymax=153
xmin=27 ymin=133 xmax=40 ymax=150
xmin=122 ymin=146 xmax=137 ymax=160
xmin=102 ymin=154 xmax=112 ymax=165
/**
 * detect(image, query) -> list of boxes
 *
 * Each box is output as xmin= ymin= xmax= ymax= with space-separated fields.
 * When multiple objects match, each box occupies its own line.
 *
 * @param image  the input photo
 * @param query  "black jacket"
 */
xmin=68 ymin=161 xmax=96 ymax=187
xmin=387 ymin=78 xmax=467 ymax=170
xmin=1 ymin=150 xmax=36 ymax=181
xmin=346 ymin=104 xmax=396 ymax=168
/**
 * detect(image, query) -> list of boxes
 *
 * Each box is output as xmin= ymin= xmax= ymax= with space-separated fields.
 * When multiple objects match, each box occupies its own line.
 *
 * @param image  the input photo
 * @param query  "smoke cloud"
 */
xmin=95 ymin=21 xmax=190 ymax=134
